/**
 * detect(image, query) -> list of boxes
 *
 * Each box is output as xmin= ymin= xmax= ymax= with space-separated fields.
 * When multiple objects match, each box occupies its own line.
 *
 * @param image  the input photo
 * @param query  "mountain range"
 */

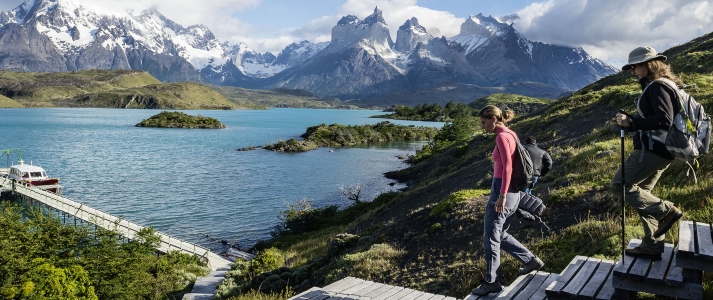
xmin=0 ymin=0 xmax=618 ymax=102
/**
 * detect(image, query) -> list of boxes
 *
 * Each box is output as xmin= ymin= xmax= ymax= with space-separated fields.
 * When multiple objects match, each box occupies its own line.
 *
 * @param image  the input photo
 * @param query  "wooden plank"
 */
xmin=545 ymin=255 xmax=587 ymax=297
xmin=578 ymin=260 xmax=614 ymax=300
xmin=429 ymin=295 xmax=446 ymax=300
xmin=364 ymin=284 xmax=399 ymax=298
xmin=443 ymin=297 xmax=457 ymax=300
xmin=646 ymin=243 xmax=674 ymax=284
xmin=494 ymin=273 xmax=533 ymax=300
xmin=351 ymin=282 xmax=384 ymax=296
xmin=674 ymin=254 xmax=713 ymax=272
xmin=397 ymin=290 xmax=424 ymax=300
xmin=382 ymin=288 xmax=412 ymax=300
xmin=627 ymin=256 xmax=652 ymax=280
xmin=289 ymin=287 xmax=325 ymax=300
xmin=512 ymin=271 xmax=548 ymax=300
xmin=372 ymin=286 xmax=404 ymax=300
xmin=561 ymin=257 xmax=600 ymax=298
xmin=342 ymin=280 xmax=376 ymax=295
xmin=695 ymin=222 xmax=713 ymax=260
xmin=612 ymin=239 xmax=641 ymax=277
xmin=593 ymin=266 xmax=615 ymax=300
xmin=666 ymin=248 xmax=684 ymax=287
xmin=413 ymin=293 xmax=434 ymax=300
xmin=613 ymin=276 xmax=702 ymax=299
xmin=678 ymin=220 xmax=695 ymax=258
xmin=324 ymin=277 xmax=365 ymax=293
xmin=463 ymin=294 xmax=479 ymax=300
xmin=529 ymin=274 xmax=558 ymax=300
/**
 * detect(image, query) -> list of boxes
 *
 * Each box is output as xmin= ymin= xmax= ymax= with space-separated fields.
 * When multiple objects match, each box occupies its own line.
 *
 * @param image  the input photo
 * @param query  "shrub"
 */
xmin=430 ymin=189 xmax=490 ymax=217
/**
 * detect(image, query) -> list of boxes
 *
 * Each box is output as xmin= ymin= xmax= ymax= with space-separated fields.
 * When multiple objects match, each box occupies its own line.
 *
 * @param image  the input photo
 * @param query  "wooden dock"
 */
xmin=0 ymin=177 xmax=246 ymax=271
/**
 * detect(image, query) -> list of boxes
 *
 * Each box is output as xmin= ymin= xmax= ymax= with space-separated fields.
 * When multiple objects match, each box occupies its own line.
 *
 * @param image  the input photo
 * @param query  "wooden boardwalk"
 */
xmin=289 ymin=277 xmax=457 ymax=300
xmin=0 ymin=177 xmax=246 ymax=271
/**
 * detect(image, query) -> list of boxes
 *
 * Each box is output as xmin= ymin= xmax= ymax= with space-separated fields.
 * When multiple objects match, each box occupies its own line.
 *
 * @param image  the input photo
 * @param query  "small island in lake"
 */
xmin=136 ymin=111 xmax=226 ymax=128
xmin=263 ymin=121 xmax=439 ymax=152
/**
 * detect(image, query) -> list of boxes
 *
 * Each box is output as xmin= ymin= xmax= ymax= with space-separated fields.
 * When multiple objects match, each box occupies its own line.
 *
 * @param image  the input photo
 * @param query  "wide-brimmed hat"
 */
xmin=622 ymin=46 xmax=666 ymax=70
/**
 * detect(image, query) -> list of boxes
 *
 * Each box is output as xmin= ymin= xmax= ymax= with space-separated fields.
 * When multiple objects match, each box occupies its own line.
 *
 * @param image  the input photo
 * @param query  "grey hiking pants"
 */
xmin=483 ymin=178 xmax=536 ymax=284
xmin=610 ymin=149 xmax=674 ymax=252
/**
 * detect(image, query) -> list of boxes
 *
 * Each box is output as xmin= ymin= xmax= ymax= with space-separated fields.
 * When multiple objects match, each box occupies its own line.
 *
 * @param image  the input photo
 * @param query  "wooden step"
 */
xmin=612 ymin=239 xmax=702 ymax=300
xmin=291 ymin=277 xmax=455 ymax=300
xmin=677 ymin=220 xmax=713 ymax=272
xmin=545 ymin=256 xmax=615 ymax=300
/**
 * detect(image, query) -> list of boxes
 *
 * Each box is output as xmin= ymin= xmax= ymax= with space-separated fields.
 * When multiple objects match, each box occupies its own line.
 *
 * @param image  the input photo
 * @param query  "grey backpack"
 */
xmin=643 ymin=78 xmax=711 ymax=162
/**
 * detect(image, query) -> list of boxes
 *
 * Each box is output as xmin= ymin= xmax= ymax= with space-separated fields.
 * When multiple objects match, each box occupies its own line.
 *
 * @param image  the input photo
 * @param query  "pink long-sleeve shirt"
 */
xmin=493 ymin=126 xmax=517 ymax=195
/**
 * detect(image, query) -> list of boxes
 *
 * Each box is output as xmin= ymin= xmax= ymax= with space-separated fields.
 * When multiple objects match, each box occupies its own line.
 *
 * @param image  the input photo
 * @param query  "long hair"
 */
xmin=646 ymin=60 xmax=683 ymax=87
xmin=479 ymin=105 xmax=514 ymax=124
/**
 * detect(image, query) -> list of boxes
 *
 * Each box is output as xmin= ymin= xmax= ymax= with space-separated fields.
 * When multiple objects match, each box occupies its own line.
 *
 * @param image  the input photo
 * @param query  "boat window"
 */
xmin=22 ymin=172 xmax=29 ymax=178
xmin=31 ymin=172 xmax=43 ymax=178
xmin=42 ymin=172 xmax=47 ymax=177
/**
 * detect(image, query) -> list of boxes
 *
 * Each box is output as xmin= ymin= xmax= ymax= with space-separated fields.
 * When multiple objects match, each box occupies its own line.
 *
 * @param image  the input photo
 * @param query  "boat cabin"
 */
xmin=9 ymin=164 xmax=49 ymax=181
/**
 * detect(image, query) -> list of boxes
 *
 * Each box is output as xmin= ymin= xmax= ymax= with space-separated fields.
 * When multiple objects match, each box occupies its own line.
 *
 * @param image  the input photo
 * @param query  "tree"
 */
xmin=340 ymin=184 xmax=363 ymax=203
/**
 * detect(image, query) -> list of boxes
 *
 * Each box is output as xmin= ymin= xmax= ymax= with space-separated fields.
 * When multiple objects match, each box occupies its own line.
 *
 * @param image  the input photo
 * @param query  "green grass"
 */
xmin=430 ymin=189 xmax=490 ymax=217
xmin=0 ymin=94 xmax=22 ymax=108
xmin=0 ymin=70 xmax=248 ymax=109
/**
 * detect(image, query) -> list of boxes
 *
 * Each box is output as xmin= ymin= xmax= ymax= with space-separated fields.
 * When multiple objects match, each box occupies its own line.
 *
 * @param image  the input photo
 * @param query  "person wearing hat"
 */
xmin=611 ymin=46 xmax=684 ymax=260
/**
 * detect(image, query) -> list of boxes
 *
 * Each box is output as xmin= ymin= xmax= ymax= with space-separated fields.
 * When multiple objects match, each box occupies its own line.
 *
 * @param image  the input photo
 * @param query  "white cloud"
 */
xmin=514 ymin=0 xmax=713 ymax=68
xmin=337 ymin=0 xmax=464 ymax=39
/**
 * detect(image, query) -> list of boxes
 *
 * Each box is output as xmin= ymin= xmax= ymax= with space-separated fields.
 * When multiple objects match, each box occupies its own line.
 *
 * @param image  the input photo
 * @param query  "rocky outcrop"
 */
xmin=394 ymin=18 xmax=431 ymax=53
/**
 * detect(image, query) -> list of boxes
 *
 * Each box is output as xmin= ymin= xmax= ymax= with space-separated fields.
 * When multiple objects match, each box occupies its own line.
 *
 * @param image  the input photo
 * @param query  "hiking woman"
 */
xmin=471 ymin=105 xmax=544 ymax=295
xmin=612 ymin=46 xmax=684 ymax=260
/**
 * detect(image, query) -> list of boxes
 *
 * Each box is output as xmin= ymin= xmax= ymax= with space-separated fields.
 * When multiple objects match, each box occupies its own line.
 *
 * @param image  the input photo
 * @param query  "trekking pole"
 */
xmin=618 ymin=109 xmax=627 ymax=263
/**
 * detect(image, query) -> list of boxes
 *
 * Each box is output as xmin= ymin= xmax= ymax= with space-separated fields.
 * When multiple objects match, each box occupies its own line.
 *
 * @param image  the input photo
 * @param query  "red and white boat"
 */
xmin=7 ymin=160 xmax=62 ymax=194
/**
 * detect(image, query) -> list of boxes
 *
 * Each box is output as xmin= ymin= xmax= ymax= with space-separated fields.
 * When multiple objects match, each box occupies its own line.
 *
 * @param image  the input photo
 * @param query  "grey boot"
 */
xmin=518 ymin=257 xmax=544 ymax=275
xmin=471 ymin=281 xmax=502 ymax=296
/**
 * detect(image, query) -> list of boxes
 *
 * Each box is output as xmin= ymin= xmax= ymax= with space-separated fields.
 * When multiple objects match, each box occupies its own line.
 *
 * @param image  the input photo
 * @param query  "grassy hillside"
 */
xmin=0 ymin=94 xmax=21 ymax=108
xmin=213 ymin=86 xmax=345 ymax=109
xmin=0 ymin=70 xmax=245 ymax=109
xmin=468 ymin=93 xmax=551 ymax=115
xmin=56 ymin=82 xmax=240 ymax=109
xmin=355 ymin=81 xmax=567 ymax=108
xmin=215 ymin=32 xmax=713 ymax=300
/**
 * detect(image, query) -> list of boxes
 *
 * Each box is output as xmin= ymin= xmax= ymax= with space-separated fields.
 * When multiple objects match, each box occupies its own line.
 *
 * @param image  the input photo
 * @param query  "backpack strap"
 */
xmin=636 ymin=79 xmax=679 ymax=162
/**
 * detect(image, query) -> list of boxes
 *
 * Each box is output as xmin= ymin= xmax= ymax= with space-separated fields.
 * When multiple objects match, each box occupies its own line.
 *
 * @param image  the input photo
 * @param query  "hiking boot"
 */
xmin=653 ymin=206 xmax=683 ymax=238
xmin=518 ymin=257 xmax=545 ymax=275
xmin=471 ymin=281 xmax=502 ymax=296
xmin=625 ymin=247 xmax=662 ymax=260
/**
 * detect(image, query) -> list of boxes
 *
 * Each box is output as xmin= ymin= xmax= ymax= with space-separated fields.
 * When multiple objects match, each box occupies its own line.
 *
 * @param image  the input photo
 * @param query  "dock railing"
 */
xmin=0 ymin=177 xmax=234 ymax=271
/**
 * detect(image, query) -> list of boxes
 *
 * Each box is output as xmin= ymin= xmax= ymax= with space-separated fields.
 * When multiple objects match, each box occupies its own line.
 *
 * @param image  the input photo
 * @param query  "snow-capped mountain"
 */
xmin=263 ymin=7 xmax=412 ymax=99
xmin=449 ymin=14 xmax=617 ymax=91
xmin=0 ymin=1 xmax=616 ymax=101
xmin=0 ymin=0 xmax=325 ymax=84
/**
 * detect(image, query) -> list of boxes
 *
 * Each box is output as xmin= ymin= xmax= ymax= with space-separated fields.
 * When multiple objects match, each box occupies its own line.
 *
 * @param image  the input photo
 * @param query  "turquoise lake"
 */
xmin=0 ymin=108 xmax=442 ymax=250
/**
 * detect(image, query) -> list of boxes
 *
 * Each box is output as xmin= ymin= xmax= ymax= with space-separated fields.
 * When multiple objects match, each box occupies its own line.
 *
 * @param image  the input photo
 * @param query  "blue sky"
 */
xmin=2 ymin=0 xmax=713 ymax=68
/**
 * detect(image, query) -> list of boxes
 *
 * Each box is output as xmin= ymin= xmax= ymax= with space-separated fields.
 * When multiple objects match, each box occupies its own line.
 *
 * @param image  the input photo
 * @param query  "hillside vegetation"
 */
xmin=216 ymin=31 xmax=713 ymax=300
xmin=0 ymin=94 xmax=21 ymax=108
xmin=264 ymin=121 xmax=439 ymax=152
xmin=0 ymin=70 xmax=244 ymax=109
xmin=373 ymin=95 xmax=550 ymax=122
xmin=0 ymin=202 xmax=209 ymax=300
xmin=213 ymin=86 xmax=347 ymax=109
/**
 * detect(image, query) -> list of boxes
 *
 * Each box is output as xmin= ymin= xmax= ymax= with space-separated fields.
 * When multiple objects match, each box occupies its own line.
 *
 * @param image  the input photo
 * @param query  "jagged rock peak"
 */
xmin=399 ymin=17 xmax=426 ymax=34
xmin=337 ymin=14 xmax=359 ymax=25
xmin=458 ymin=13 xmax=510 ymax=36
xmin=361 ymin=7 xmax=386 ymax=25
xmin=394 ymin=17 xmax=431 ymax=53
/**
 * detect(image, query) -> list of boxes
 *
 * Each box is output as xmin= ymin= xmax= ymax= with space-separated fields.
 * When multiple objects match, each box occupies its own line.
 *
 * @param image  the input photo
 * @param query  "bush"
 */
xmin=430 ymin=189 xmax=490 ymax=217
xmin=0 ymin=202 xmax=208 ymax=300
